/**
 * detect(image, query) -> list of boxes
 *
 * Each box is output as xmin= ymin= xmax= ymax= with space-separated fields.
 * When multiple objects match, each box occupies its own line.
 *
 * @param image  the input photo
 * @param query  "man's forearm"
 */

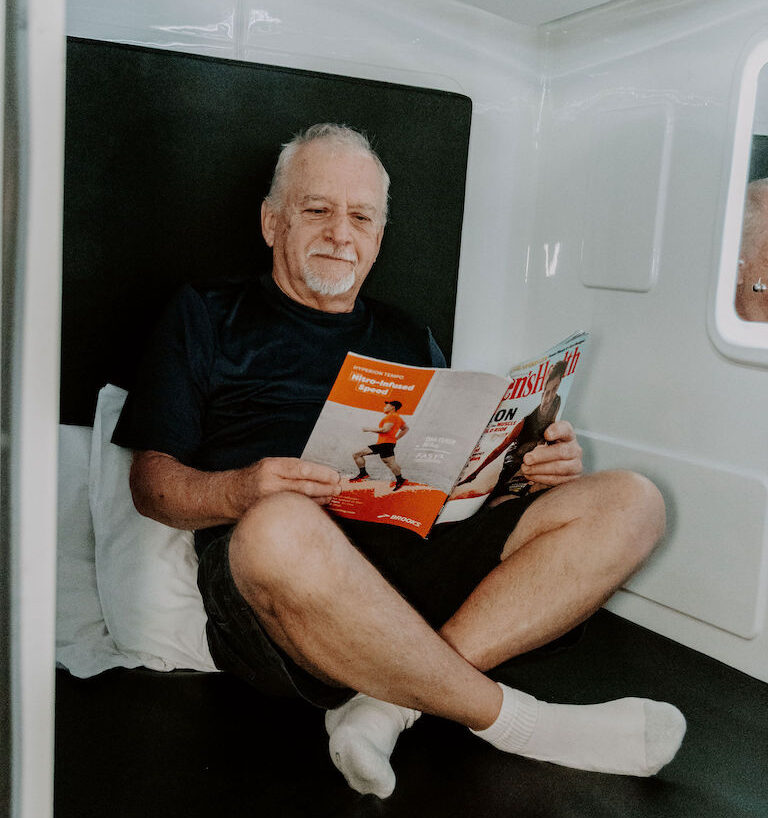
xmin=129 ymin=449 xmax=344 ymax=530
xmin=129 ymin=450 xmax=244 ymax=530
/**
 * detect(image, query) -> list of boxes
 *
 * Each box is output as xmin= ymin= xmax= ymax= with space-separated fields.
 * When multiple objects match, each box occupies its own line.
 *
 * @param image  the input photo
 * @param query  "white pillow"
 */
xmin=89 ymin=384 xmax=217 ymax=672
xmin=56 ymin=424 xmax=141 ymax=677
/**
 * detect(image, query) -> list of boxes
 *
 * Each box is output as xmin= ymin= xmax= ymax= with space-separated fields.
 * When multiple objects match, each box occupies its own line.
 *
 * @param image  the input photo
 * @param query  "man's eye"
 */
xmin=353 ymin=214 xmax=371 ymax=222
xmin=304 ymin=208 xmax=327 ymax=216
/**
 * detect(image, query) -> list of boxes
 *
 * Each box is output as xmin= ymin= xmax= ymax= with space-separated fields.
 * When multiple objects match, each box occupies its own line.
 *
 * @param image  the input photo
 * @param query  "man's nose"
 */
xmin=325 ymin=211 xmax=352 ymax=243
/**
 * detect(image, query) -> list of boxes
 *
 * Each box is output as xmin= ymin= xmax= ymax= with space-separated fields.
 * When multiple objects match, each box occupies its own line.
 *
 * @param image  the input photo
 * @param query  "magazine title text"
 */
xmin=501 ymin=347 xmax=581 ymax=402
xmin=350 ymin=371 xmax=417 ymax=396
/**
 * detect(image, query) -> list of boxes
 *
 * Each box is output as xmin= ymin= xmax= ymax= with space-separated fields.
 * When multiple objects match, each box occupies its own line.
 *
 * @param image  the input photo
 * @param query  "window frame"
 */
xmin=709 ymin=40 xmax=768 ymax=367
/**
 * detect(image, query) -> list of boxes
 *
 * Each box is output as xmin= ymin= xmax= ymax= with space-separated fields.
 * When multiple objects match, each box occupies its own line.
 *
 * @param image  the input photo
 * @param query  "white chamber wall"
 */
xmin=530 ymin=0 xmax=768 ymax=681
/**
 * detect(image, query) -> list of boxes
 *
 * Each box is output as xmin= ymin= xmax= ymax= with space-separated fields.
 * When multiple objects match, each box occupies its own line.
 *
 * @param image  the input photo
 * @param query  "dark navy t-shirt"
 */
xmin=112 ymin=275 xmax=445 ymax=552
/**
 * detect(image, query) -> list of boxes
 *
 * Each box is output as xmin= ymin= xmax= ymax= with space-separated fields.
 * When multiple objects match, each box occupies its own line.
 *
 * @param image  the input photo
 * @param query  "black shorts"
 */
xmin=367 ymin=442 xmax=396 ymax=459
xmin=197 ymin=493 xmax=557 ymax=709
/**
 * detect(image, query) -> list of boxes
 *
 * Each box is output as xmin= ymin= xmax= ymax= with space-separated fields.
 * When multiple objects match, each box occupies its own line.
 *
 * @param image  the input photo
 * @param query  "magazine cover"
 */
xmin=302 ymin=332 xmax=588 ymax=536
xmin=437 ymin=331 xmax=588 ymax=523
xmin=301 ymin=353 xmax=506 ymax=535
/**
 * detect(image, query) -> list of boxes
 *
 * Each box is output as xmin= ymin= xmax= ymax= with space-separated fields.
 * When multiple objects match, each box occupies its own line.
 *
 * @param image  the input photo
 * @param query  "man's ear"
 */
xmin=261 ymin=200 xmax=276 ymax=247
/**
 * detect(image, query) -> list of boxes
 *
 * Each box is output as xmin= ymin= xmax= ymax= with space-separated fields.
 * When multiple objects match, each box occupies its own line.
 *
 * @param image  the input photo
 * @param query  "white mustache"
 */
xmin=307 ymin=246 xmax=357 ymax=264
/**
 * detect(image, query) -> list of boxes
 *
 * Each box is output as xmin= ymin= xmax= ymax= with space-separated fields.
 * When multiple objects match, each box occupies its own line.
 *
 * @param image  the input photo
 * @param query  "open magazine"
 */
xmin=301 ymin=331 xmax=588 ymax=537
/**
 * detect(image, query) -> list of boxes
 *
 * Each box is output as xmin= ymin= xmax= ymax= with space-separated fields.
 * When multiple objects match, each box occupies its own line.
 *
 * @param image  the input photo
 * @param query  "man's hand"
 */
xmin=236 ymin=457 xmax=342 ymax=510
xmin=519 ymin=421 xmax=583 ymax=489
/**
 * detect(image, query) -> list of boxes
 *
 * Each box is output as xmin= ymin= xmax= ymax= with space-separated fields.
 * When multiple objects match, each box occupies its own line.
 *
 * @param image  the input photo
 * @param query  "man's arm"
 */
xmin=130 ymin=450 xmax=342 ymax=530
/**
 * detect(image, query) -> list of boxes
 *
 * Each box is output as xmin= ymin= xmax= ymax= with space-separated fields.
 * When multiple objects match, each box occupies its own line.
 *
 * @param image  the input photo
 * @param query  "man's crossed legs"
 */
xmin=222 ymin=470 xmax=685 ymax=797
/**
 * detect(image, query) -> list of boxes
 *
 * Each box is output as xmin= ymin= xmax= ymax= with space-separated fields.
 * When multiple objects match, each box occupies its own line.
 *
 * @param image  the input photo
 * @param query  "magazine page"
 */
xmin=437 ymin=331 xmax=589 ymax=524
xmin=301 ymin=352 xmax=507 ymax=536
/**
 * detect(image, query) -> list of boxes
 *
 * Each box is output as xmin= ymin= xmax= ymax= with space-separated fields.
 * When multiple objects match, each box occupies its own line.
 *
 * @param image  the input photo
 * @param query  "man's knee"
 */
xmin=506 ymin=469 xmax=665 ymax=566
xmin=229 ymin=492 xmax=337 ymax=593
xmin=596 ymin=469 xmax=666 ymax=560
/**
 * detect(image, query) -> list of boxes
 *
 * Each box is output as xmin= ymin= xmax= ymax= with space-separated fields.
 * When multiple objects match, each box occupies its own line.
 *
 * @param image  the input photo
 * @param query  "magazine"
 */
xmin=301 ymin=331 xmax=588 ymax=536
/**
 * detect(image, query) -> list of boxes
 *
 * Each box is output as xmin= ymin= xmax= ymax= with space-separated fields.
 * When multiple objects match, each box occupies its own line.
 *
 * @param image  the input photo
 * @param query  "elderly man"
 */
xmin=114 ymin=123 xmax=685 ymax=799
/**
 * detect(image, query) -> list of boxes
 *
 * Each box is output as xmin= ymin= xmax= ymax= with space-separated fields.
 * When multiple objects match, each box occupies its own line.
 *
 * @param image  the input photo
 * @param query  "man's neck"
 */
xmin=271 ymin=271 xmax=360 ymax=314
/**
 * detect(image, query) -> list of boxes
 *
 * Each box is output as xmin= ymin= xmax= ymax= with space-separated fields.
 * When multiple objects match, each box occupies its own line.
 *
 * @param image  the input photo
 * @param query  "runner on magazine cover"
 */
xmin=350 ymin=400 xmax=409 ymax=490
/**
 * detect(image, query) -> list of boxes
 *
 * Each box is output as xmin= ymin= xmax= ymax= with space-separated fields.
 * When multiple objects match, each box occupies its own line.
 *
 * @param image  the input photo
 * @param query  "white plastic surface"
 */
xmin=532 ymin=0 xmax=768 ymax=681
xmin=581 ymin=103 xmax=673 ymax=292
xmin=12 ymin=0 xmax=65 ymax=815
xmin=459 ymin=0 xmax=613 ymax=27
xmin=582 ymin=431 xmax=768 ymax=639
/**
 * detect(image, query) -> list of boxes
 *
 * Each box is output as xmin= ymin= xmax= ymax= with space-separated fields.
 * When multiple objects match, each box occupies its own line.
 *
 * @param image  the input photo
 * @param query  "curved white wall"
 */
xmin=531 ymin=0 xmax=768 ymax=681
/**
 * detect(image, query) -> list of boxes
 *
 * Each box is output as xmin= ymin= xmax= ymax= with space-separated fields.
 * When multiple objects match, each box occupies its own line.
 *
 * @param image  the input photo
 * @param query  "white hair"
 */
xmin=265 ymin=123 xmax=390 ymax=223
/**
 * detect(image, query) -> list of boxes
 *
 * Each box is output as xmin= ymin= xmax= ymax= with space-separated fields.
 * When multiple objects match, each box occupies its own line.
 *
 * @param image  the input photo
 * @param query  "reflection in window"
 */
xmin=734 ymin=63 xmax=768 ymax=323
xmin=711 ymin=42 xmax=768 ymax=365
xmin=735 ymin=176 xmax=768 ymax=322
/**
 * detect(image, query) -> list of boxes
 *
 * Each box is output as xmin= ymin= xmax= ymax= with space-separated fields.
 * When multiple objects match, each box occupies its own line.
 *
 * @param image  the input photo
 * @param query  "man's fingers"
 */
xmin=523 ymin=454 xmax=582 ymax=472
xmin=312 ymin=495 xmax=335 ymax=506
xmin=521 ymin=421 xmax=583 ymax=486
xmin=286 ymin=478 xmax=342 ymax=498
xmin=524 ymin=440 xmax=582 ymax=467
xmin=522 ymin=459 xmax=582 ymax=479
xmin=543 ymin=420 xmax=576 ymax=443
xmin=260 ymin=457 xmax=340 ymax=487
xmin=275 ymin=460 xmax=341 ymax=498
xmin=525 ymin=472 xmax=581 ymax=488
xmin=245 ymin=457 xmax=342 ymax=503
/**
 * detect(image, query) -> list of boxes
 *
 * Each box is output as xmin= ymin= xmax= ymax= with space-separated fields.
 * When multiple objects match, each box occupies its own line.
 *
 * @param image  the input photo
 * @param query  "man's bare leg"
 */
xmin=439 ymin=469 xmax=665 ymax=669
xmin=228 ymin=476 xmax=683 ymax=795
xmin=229 ymin=491 xmax=503 ymax=726
xmin=326 ymin=470 xmax=681 ymax=792
xmin=438 ymin=470 xmax=683 ymax=778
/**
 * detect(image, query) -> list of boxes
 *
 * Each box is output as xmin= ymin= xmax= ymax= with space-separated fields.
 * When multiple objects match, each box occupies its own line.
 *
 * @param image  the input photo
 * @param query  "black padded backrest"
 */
xmin=62 ymin=38 xmax=472 ymax=425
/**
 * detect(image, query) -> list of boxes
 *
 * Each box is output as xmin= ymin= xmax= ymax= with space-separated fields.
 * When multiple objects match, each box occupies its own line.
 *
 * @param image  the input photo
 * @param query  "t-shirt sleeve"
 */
xmin=427 ymin=328 xmax=447 ymax=368
xmin=111 ymin=284 xmax=215 ymax=464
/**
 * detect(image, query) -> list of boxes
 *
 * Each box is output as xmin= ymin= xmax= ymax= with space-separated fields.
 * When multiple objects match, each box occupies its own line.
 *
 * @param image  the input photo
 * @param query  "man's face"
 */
xmin=262 ymin=141 xmax=386 ymax=311
xmin=540 ymin=374 xmax=562 ymax=415
xmin=384 ymin=402 xmax=395 ymax=413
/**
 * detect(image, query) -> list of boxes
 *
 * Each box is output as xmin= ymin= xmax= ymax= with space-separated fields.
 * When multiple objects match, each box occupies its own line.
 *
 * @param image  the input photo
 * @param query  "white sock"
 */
xmin=325 ymin=693 xmax=420 ymax=798
xmin=471 ymin=683 xmax=686 ymax=776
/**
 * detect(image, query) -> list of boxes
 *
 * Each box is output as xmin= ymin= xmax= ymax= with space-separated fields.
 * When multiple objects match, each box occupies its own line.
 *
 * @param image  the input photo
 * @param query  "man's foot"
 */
xmin=392 ymin=476 xmax=406 ymax=491
xmin=325 ymin=693 xmax=420 ymax=798
xmin=471 ymin=683 xmax=686 ymax=776
xmin=349 ymin=473 xmax=369 ymax=483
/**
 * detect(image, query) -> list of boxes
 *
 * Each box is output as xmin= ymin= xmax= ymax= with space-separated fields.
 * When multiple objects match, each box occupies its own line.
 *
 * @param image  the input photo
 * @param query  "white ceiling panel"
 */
xmin=458 ymin=0 xmax=615 ymax=26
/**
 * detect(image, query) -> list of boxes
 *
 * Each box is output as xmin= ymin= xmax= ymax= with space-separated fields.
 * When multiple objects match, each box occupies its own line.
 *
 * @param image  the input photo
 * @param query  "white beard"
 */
xmin=303 ymin=267 xmax=357 ymax=296
xmin=303 ymin=248 xmax=357 ymax=296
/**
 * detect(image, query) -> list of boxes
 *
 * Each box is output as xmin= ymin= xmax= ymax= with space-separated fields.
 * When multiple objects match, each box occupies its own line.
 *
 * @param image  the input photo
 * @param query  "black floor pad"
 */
xmin=54 ymin=609 xmax=768 ymax=817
